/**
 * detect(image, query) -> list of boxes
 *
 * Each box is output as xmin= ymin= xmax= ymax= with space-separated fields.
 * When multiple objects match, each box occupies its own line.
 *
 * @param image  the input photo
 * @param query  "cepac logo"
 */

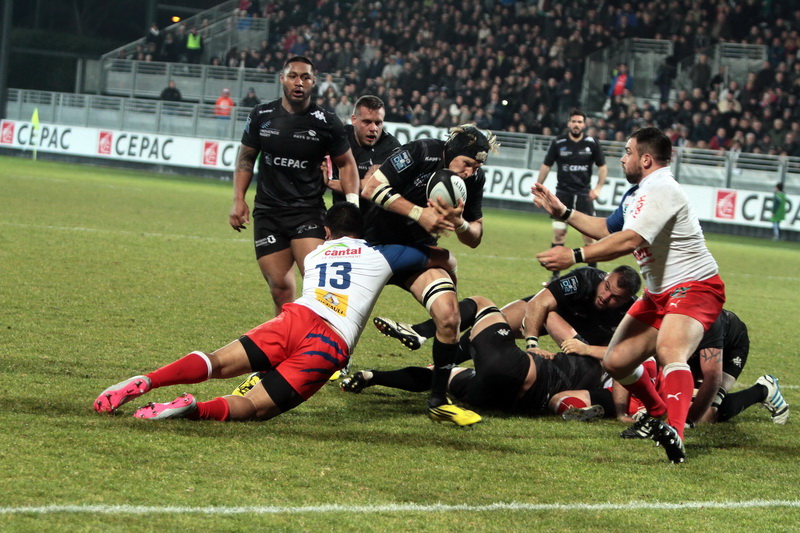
xmin=98 ymin=131 xmax=113 ymax=155
xmin=0 ymin=121 xmax=14 ymax=144
xmin=715 ymin=189 xmax=736 ymax=219
xmin=203 ymin=141 xmax=219 ymax=166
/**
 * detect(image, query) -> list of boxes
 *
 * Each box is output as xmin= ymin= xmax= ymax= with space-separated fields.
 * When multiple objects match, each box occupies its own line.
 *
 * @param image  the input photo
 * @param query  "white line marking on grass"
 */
xmin=2 ymin=500 xmax=800 ymax=515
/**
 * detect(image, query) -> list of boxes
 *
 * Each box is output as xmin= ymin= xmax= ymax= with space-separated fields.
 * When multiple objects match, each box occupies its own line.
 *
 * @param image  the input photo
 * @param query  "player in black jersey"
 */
xmin=685 ymin=309 xmax=788 ymax=425
xmin=536 ymin=109 xmax=607 ymax=280
xmin=372 ymin=265 xmax=639 ymax=357
xmin=342 ymin=295 xmax=610 ymax=417
xmin=561 ymin=309 xmax=789 ymax=426
xmin=327 ymin=95 xmax=401 ymax=213
xmin=229 ymin=56 xmax=360 ymax=315
xmin=358 ymin=266 xmax=640 ymax=416
xmin=360 ymin=124 xmax=499 ymax=426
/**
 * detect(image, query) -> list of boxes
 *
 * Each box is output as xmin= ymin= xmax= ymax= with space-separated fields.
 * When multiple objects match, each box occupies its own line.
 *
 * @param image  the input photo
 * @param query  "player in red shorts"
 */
xmin=92 ymin=203 xmax=470 ymax=422
xmin=533 ymin=127 xmax=725 ymax=463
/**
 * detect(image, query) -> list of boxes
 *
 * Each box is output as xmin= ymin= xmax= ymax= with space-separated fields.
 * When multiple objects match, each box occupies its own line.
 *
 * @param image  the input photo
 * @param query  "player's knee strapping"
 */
xmin=473 ymin=305 xmax=501 ymax=326
xmin=421 ymin=277 xmax=456 ymax=313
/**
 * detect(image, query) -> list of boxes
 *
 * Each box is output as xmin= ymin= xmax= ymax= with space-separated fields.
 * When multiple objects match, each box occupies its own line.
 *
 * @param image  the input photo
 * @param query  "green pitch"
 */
xmin=1 ymin=155 xmax=798 ymax=531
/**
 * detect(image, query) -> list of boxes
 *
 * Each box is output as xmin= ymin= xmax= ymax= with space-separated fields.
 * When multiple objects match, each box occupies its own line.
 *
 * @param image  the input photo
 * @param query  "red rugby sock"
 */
xmin=618 ymin=365 xmax=667 ymax=419
xmin=555 ymin=396 xmax=588 ymax=415
xmin=191 ymin=397 xmax=230 ymax=421
xmin=660 ymin=363 xmax=693 ymax=439
xmin=146 ymin=351 xmax=212 ymax=388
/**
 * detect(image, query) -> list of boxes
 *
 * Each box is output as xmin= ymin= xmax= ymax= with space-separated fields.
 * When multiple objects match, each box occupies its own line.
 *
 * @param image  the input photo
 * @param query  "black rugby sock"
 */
xmin=430 ymin=338 xmax=458 ymax=407
xmin=371 ymin=367 xmax=433 ymax=392
xmin=716 ymin=384 xmax=767 ymax=422
xmin=454 ymin=332 xmax=472 ymax=364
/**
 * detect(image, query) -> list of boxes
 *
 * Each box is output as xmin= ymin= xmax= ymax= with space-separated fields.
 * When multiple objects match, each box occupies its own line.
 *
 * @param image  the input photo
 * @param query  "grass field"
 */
xmin=1 ymin=155 xmax=799 ymax=532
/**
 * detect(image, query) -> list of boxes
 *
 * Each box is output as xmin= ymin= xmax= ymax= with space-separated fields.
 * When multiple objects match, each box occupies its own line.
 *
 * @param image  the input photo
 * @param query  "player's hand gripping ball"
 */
xmin=426 ymin=169 xmax=467 ymax=207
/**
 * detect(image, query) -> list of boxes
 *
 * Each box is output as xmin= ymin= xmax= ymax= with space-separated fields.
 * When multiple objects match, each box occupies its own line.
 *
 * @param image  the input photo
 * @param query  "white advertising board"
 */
xmin=2 ymin=119 xmax=795 ymax=230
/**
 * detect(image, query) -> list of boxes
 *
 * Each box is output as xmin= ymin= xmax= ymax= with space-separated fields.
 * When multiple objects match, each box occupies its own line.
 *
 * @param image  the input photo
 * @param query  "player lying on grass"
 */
xmin=552 ymin=309 xmax=789 ymax=427
xmin=93 ymin=203 xmax=479 ymax=423
xmin=341 ymin=295 xmax=610 ymax=416
xmin=231 ymin=266 xmax=639 ymax=419
xmin=372 ymin=265 xmax=640 ymax=362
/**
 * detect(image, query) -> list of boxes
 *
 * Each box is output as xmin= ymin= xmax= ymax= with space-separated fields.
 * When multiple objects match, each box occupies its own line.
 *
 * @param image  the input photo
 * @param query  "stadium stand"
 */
xmin=6 ymin=0 xmax=800 ymax=186
xmin=84 ymin=0 xmax=800 ymax=157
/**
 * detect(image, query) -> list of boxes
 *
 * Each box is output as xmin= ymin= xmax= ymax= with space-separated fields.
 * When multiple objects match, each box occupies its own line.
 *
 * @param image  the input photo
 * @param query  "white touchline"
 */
xmin=2 ymin=500 xmax=800 ymax=515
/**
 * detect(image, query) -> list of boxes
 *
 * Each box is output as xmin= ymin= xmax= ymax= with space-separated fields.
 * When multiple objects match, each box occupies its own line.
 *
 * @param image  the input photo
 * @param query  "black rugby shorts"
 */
xmin=252 ymin=207 xmax=326 ymax=258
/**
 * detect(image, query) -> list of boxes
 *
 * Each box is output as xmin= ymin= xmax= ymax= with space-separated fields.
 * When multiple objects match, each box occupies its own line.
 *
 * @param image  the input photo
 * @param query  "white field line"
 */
xmin=1 ymin=499 xmax=800 ymax=515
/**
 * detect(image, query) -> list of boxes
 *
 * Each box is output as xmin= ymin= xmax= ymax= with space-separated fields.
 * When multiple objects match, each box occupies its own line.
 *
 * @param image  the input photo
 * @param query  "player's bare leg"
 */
xmin=408 ymin=268 xmax=481 ymax=426
xmin=654 ymin=313 xmax=705 ymax=438
xmin=290 ymin=237 xmax=323 ymax=275
xmin=604 ymin=315 xmax=665 ymax=429
xmin=258 ymin=248 xmax=297 ymax=316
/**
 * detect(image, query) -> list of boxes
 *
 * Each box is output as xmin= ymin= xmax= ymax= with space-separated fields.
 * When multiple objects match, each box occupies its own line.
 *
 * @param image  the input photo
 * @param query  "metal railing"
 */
xmin=5 ymin=88 xmax=800 ymax=192
xmin=103 ymin=0 xmax=242 ymax=61
xmin=101 ymin=2 xmax=270 ymax=78
xmin=675 ymin=43 xmax=765 ymax=94
xmin=580 ymin=38 xmax=675 ymax=112
xmin=100 ymin=59 xmax=281 ymax=103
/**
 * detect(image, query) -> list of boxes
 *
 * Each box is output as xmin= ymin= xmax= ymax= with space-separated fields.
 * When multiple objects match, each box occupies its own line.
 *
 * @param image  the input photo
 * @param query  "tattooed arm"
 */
xmin=687 ymin=347 xmax=724 ymax=425
xmin=229 ymin=145 xmax=259 ymax=232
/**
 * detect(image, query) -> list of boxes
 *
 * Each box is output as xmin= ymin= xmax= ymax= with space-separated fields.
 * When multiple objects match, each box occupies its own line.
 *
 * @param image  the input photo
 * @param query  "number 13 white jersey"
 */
xmin=295 ymin=237 xmax=428 ymax=350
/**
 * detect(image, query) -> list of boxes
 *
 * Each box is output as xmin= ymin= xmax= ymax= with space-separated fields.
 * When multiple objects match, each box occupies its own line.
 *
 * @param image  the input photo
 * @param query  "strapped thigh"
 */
xmin=473 ymin=305 xmax=502 ymax=326
xmin=420 ymin=277 xmax=455 ymax=313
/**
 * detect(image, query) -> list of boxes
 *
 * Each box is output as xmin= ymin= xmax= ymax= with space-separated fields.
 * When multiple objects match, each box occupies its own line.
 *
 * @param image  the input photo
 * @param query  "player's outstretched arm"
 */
xmin=531 ymin=183 xmax=610 ymax=240
xmin=560 ymin=338 xmax=607 ymax=360
xmin=535 ymin=229 xmax=644 ymax=272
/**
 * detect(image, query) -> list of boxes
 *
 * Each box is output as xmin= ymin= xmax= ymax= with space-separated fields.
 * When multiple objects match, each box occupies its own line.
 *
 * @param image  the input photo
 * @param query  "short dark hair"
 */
xmin=776 ymin=183 xmax=784 ymax=192
xmin=283 ymin=56 xmax=316 ymax=75
xmin=325 ymin=203 xmax=363 ymax=238
xmin=353 ymin=95 xmax=385 ymax=114
xmin=630 ymin=127 xmax=672 ymax=164
xmin=568 ymin=108 xmax=586 ymax=120
xmin=611 ymin=265 xmax=642 ymax=296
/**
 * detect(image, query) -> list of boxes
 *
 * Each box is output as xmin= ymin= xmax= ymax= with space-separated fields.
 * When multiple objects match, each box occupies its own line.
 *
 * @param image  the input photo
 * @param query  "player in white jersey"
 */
xmin=92 ymin=203 xmax=468 ymax=422
xmin=532 ymin=127 xmax=726 ymax=463
xmin=619 ymin=168 xmax=718 ymax=292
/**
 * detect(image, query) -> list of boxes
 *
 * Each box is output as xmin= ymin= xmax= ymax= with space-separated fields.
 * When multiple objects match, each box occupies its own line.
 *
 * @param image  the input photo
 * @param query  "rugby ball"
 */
xmin=426 ymin=169 xmax=467 ymax=207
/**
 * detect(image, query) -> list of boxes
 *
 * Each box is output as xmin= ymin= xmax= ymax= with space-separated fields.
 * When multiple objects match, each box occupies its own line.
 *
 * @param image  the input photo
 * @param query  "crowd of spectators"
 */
xmin=131 ymin=0 xmax=800 ymax=156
